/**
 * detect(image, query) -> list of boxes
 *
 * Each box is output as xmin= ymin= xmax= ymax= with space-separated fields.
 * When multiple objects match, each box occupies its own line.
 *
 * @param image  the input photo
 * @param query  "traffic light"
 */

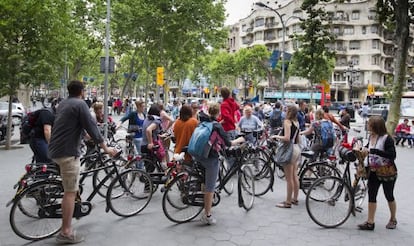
xmin=156 ymin=67 xmax=164 ymax=86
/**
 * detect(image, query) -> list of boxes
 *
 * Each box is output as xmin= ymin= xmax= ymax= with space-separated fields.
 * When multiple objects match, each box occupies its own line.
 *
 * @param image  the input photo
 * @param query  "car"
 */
xmin=0 ymin=114 xmax=14 ymax=142
xmin=369 ymin=104 xmax=390 ymax=116
xmin=0 ymin=101 xmax=26 ymax=125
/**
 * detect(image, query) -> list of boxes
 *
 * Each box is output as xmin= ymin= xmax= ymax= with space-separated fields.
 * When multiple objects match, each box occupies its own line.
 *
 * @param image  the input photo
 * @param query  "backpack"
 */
xmin=320 ymin=121 xmax=335 ymax=149
xmin=20 ymin=108 xmax=50 ymax=144
xmin=270 ymin=109 xmax=282 ymax=128
xmin=188 ymin=121 xmax=214 ymax=159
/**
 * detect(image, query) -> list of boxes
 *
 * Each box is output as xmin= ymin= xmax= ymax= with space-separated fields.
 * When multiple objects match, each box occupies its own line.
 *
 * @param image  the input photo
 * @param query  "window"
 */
xmin=344 ymin=26 xmax=354 ymax=35
xmin=333 ymin=27 xmax=340 ymax=34
xmin=278 ymin=30 xmax=283 ymax=38
xmin=255 ymin=18 xmax=265 ymax=27
xmin=293 ymin=10 xmax=302 ymax=18
xmin=352 ymin=11 xmax=360 ymax=20
xmin=362 ymin=26 xmax=366 ymax=34
xmin=371 ymin=25 xmax=378 ymax=34
xmin=335 ymin=11 xmax=344 ymax=19
xmin=349 ymin=41 xmax=360 ymax=50
xmin=254 ymin=32 xmax=263 ymax=41
xmin=334 ymin=73 xmax=342 ymax=82
xmin=351 ymin=56 xmax=359 ymax=65
xmin=242 ymin=24 xmax=247 ymax=32
xmin=372 ymin=39 xmax=379 ymax=49
xmin=292 ymin=24 xmax=302 ymax=33
xmin=372 ymin=55 xmax=380 ymax=65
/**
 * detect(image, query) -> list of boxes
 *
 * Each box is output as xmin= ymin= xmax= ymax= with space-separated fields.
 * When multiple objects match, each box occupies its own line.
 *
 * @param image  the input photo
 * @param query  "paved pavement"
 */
xmin=1 ymin=112 xmax=413 ymax=245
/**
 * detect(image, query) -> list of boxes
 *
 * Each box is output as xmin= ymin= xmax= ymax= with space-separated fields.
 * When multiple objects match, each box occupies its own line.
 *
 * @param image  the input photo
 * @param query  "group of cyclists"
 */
xmin=25 ymin=81 xmax=398 ymax=243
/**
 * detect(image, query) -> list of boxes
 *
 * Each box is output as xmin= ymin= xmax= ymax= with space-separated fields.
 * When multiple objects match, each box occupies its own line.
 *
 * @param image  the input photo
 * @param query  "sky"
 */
xmin=224 ymin=0 xmax=255 ymax=25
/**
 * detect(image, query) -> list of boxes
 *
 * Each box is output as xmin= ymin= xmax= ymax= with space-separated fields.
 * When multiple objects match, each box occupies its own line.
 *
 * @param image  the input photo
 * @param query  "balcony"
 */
xmin=336 ymin=46 xmax=347 ymax=52
xmin=265 ymin=22 xmax=277 ymax=28
xmin=264 ymin=35 xmax=276 ymax=41
xmin=246 ymin=27 xmax=253 ymax=33
xmin=332 ymin=15 xmax=349 ymax=22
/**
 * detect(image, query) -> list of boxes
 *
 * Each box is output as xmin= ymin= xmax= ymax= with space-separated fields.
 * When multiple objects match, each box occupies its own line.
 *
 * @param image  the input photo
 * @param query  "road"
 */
xmin=0 ymin=112 xmax=413 ymax=246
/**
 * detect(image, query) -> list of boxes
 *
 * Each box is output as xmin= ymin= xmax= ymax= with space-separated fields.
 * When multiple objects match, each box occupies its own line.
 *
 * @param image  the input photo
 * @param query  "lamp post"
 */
xmin=244 ymin=74 xmax=248 ymax=100
xmin=255 ymin=2 xmax=301 ymax=103
xmin=343 ymin=62 xmax=360 ymax=104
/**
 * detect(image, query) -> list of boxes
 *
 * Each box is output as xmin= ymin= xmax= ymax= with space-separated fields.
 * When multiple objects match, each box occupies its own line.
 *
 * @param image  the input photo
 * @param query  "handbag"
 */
xmin=274 ymin=122 xmax=298 ymax=166
xmin=154 ymin=138 xmax=166 ymax=160
xmin=274 ymin=141 xmax=293 ymax=166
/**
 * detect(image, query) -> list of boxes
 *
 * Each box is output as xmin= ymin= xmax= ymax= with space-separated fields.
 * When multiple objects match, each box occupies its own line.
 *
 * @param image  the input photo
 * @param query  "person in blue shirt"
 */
xmin=297 ymin=100 xmax=307 ymax=131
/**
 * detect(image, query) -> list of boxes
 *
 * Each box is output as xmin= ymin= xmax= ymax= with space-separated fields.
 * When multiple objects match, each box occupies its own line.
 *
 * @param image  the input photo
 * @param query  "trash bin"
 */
xmin=347 ymin=106 xmax=355 ymax=122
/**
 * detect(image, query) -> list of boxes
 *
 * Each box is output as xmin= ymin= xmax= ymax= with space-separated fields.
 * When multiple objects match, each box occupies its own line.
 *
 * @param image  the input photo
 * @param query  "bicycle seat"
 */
xmin=301 ymin=150 xmax=315 ymax=159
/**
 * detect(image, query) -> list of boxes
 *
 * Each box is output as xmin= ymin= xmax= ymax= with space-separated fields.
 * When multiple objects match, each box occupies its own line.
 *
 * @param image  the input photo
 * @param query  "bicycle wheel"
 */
xmin=106 ymin=169 xmax=153 ymax=217
xmin=10 ymin=179 xmax=63 ymax=241
xmin=162 ymin=172 xmax=203 ymax=223
xmin=242 ymin=155 xmax=273 ymax=196
xmin=92 ymin=158 xmax=123 ymax=198
xmin=354 ymin=177 xmax=368 ymax=211
xmin=299 ymin=162 xmax=341 ymax=199
xmin=238 ymin=165 xmax=255 ymax=211
xmin=306 ymin=176 xmax=353 ymax=228
xmin=218 ymin=157 xmax=234 ymax=195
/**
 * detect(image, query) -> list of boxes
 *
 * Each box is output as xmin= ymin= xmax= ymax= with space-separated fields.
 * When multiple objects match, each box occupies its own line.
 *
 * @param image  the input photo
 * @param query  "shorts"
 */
xmin=53 ymin=156 xmax=81 ymax=192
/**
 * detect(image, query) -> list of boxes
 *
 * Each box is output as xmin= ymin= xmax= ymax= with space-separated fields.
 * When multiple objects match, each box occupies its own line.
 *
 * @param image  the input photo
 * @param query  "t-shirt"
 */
xmin=173 ymin=117 xmax=198 ymax=161
xmin=32 ymin=109 xmax=55 ymax=139
xmin=238 ymin=115 xmax=263 ymax=131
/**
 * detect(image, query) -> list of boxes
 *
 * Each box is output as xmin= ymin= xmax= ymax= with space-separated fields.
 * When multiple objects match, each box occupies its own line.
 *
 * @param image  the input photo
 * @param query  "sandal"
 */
xmin=358 ymin=221 xmax=375 ymax=231
xmin=56 ymin=230 xmax=85 ymax=244
xmin=291 ymin=199 xmax=299 ymax=205
xmin=386 ymin=219 xmax=397 ymax=229
xmin=276 ymin=201 xmax=291 ymax=208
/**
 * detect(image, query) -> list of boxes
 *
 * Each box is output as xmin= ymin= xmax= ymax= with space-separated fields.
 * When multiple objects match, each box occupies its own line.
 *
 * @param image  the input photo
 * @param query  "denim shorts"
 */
xmin=198 ymin=157 xmax=219 ymax=192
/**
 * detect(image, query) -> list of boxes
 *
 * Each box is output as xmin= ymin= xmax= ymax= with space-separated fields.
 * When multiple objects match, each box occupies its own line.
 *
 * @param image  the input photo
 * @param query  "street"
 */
xmin=0 ymin=113 xmax=413 ymax=246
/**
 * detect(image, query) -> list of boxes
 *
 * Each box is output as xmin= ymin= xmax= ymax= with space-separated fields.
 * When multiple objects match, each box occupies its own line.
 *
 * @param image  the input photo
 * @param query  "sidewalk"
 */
xmin=1 ymin=141 xmax=413 ymax=246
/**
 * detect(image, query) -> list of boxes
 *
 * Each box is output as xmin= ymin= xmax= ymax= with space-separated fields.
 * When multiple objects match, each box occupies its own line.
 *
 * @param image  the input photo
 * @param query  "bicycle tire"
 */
xmin=242 ymin=154 xmax=273 ymax=196
xmin=92 ymin=158 xmax=123 ymax=198
xmin=218 ymin=157 xmax=234 ymax=195
xmin=162 ymin=172 xmax=203 ymax=223
xmin=106 ymin=169 xmax=153 ymax=217
xmin=10 ymin=179 xmax=63 ymax=241
xmin=244 ymin=148 xmax=274 ymax=195
xmin=238 ymin=165 xmax=255 ymax=211
xmin=306 ymin=176 xmax=353 ymax=228
xmin=354 ymin=177 xmax=368 ymax=211
xmin=299 ymin=161 xmax=341 ymax=199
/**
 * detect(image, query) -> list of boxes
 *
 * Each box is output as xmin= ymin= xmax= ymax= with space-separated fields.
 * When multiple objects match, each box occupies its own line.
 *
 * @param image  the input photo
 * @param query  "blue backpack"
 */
xmin=320 ymin=121 xmax=335 ymax=149
xmin=188 ymin=121 xmax=214 ymax=159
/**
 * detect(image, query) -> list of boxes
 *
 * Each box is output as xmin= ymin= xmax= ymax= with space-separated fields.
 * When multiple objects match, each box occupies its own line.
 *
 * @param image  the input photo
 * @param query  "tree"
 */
xmin=289 ymin=0 xmax=336 ymax=87
xmin=112 ymin=0 xmax=227 ymax=101
xmin=376 ymin=0 xmax=414 ymax=134
xmin=0 ymin=0 xmax=73 ymax=149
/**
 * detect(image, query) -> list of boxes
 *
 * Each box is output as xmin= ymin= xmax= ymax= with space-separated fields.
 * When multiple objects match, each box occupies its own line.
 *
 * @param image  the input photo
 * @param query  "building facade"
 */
xmin=227 ymin=0 xmax=414 ymax=103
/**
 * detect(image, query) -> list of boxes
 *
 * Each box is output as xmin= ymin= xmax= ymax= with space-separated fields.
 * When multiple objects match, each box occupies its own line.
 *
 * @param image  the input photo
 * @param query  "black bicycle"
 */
xmin=305 ymin=148 xmax=368 ymax=228
xmin=162 ymin=143 xmax=255 ymax=224
xmin=8 ymin=152 xmax=153 ymax=241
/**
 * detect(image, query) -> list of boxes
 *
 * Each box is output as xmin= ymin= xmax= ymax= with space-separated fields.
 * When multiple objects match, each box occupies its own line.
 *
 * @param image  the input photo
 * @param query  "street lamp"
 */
xmin=255 ymin=2 xmax=302 ymax=103
xmin=243 ymin=74 xmax=248 ymax=100
xmin=343 ymin=62 xmax=360 ymax=104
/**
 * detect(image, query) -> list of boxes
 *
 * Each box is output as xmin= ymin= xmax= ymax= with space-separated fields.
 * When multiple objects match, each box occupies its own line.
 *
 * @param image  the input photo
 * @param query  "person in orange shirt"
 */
xmin=173 ymin=104 xmax=198 ymax=161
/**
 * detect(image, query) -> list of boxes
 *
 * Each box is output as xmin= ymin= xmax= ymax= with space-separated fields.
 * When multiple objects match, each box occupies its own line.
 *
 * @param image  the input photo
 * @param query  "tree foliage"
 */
xmin=375 ymin=0 xmax=414 ymax=134
xmin=289 ymin=0 xmax=335 ymax=85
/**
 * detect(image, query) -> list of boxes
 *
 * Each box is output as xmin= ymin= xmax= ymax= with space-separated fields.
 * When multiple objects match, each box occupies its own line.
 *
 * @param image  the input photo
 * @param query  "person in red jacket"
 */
xmin=218 ymin=87 xmax=239 ymax=140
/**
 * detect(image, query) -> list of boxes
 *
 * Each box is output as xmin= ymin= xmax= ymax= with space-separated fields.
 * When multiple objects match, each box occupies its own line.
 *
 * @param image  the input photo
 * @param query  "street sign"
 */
xmin=100 ymin=56 xmax=115 ymax=73
xmin=156 ymin=67 xmax=164 ymax=86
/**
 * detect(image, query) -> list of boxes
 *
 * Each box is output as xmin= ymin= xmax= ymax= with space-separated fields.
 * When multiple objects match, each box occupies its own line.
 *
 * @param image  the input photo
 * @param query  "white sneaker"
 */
xmin=200 ymin=214 xmax=216 ymax=225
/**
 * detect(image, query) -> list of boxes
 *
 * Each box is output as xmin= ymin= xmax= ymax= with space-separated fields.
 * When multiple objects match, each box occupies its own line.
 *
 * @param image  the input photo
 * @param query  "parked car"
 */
xmin=0 ymin=114 xmax=14 ymax=142
xmin=369 ymin=104 xmax=390 ymax=116
xmin=0 ymin=101 xmax=26 ymax=125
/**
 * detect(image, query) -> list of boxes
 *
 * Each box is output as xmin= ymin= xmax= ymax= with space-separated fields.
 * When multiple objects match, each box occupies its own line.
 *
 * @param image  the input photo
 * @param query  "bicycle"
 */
xmin=305 ymin=148 xmax=368 ymax=228
xmin=7 ymin=152 xmax=153 ymax=241
xmin=219 ymin=130 xmax=274 ymax=197
xmin=162 ymin=143 xmax=255 ymax=224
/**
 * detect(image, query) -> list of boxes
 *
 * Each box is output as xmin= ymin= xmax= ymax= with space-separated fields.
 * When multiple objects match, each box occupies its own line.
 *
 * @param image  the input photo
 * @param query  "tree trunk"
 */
xmin=386 ymin=0 xmax=411 ymax=134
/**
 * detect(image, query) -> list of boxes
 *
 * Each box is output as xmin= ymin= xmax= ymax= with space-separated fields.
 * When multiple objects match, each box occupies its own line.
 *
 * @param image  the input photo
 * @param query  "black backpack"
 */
xmin=20 ymin=108 xmax=51 ymax=144
xmin=270 ymin=109 xmax=282 ymax=128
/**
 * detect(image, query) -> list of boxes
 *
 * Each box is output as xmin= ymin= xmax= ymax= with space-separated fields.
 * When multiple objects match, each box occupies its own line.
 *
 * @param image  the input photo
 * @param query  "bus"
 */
xmin=367 ymin=91 xmax=414 ymax=118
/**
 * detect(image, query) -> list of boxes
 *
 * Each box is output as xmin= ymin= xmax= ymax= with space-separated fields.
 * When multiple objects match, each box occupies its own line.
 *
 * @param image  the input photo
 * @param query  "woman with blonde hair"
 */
xmin=273 ymin=105 xmax=300 ymax=208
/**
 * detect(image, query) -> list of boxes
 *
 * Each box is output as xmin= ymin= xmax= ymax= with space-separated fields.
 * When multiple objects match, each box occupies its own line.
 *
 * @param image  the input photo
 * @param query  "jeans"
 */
xmin=30 ymin=138 xmax=51 ymax=163
xmin=395 ymin=132 xmax=412 ymax=146
xmin=133 ymin=137 xmax=144 ymax=169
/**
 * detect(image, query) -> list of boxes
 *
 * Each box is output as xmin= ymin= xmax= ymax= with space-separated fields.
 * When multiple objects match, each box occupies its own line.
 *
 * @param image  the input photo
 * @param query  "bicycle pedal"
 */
xmin=73 ymin=201 xmax=92 ymax=218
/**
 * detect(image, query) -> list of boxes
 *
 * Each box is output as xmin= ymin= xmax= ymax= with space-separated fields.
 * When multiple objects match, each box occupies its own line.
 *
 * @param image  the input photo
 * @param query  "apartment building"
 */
xmin=227 ymin=0 xmax=414 ymax=102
